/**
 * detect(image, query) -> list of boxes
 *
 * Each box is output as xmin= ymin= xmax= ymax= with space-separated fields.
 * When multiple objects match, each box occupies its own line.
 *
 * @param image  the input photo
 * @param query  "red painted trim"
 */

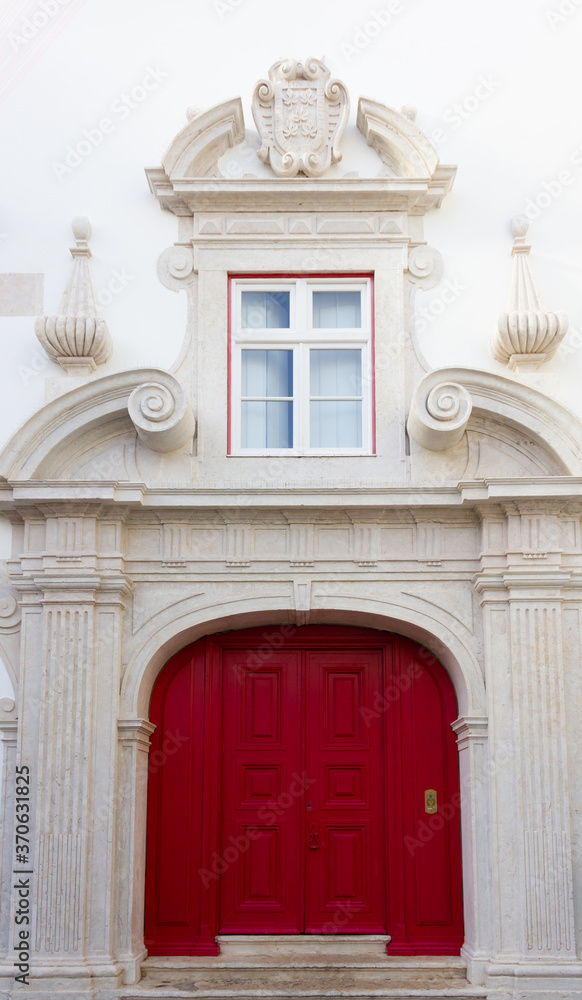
xmin=369 ymin=274 xmax=376 ymax=454
xmin=226 ymin=274 xmax=375 ymax=455
xmin=226 ymin=277 xmax=233 ymax=455
xmin=228 ymin=272 xmax=374 ymax=279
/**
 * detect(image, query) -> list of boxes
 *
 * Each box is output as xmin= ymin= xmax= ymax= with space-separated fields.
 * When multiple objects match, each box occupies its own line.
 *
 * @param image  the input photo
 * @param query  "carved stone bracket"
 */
xmin=491 ymin=216 xmax=568 ymax=372
xmin=35 ymin=217 xmax=113 ymax=375
xmin=0 ymin=588 xmax=20 ymax=630
xmin=157 ymin=245 xmax=195 ymax=292
xmin=407 ymin=370 xmax=472 ymax=451
xmin=407 ymin=245 xmax=444 ymax=291
xmin=252 ymin=57 xmax=349 ymax=177
xmin=128 ymin=374 xmax=196 ymax=454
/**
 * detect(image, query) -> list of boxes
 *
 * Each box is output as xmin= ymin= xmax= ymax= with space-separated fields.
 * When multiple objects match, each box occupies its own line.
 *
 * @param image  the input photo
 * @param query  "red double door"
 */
xmin=145 ymin=626 xmax=463 ymax=954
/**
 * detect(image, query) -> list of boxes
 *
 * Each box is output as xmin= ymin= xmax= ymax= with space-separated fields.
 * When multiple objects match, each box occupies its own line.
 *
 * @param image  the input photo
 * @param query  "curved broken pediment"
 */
xmin=146 ymin=98 xmax=245 ymax=213
xmin=0 ymin=369 xmax=195 ymax=481
xmin=407 ymin=367 xmax=582 ymax=475
xmin=357 ymin=97 xmax=439 ymax=178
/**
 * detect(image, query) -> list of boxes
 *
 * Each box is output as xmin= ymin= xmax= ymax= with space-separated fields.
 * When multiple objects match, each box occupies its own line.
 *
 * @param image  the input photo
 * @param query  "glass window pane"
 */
xmin=310 ymin=349 xmax=361 ymax=397
xmin=242 ymin=401 xmax=293 ymax=448
xmin=242 ymin=350 xmax=293 ymax=397
xmin=310 ymin=400 xmax=362 ymax=448
xmin=241 ymin=291 xmax=290 ymax=329
xmin=312 ymin=291 xmax=361 ymax=328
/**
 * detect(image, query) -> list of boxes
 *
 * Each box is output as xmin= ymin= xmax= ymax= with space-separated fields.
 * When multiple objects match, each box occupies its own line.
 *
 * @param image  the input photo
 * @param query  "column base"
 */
xmin=0 ymin=958 xmax=124 ymax=998
xmin=485 ymin=960 xmax=582 ymax=998
xmin=460 ymin=943 xmax=489 ymax=985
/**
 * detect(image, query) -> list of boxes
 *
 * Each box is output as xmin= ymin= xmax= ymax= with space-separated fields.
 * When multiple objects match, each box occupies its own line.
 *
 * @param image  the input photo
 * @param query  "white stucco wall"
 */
xmin=2 ymin=0 xmax=582 ymax=413
xmin=0 ymin=1 xmax=581 ymax=520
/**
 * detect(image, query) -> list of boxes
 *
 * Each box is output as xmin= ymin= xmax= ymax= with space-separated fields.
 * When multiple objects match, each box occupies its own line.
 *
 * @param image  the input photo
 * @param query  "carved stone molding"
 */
xmin=157 ymin=245 xmax=195 ymax=292
xmin=451 ymin=716 xmax=488 ymax=748
xmin=407 ymin=371 xmax=472 ymax=451
xmin=128 ymin=376 xmax=196 ymax=454
xmin=145 ymin=98 xmax=245 ymax=213
xmin=0 ymin=367 xmax=196 ymax=479
xmin=252 ymin=57 xmax=349 ymax=178
xmin=35 ymin=217 xmax=113 ymax=375
xmin=357 ymin=97 xmax=456 ymax=203
xmin=491 ymin=216 xmax=568 ymax=372
xmin=0 ymin=588 xmax=20 ymax=629
xmin=407 ymin=244 xmax=444 ymax=291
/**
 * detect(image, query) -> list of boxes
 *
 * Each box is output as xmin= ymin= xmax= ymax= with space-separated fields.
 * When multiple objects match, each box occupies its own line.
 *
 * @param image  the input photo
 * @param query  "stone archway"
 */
xmin=116 ymin=605 xmax=489 ymax=984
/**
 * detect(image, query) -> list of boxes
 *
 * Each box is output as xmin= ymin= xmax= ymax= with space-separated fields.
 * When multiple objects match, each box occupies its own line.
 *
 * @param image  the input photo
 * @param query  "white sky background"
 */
xmin=0 ymin=0 xmax=581 ymax=694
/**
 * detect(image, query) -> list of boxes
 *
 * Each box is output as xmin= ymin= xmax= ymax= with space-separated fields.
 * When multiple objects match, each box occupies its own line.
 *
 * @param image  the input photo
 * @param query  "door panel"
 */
xmin=386 ymin=638 xmax=464 ymax=954
xmin=218 ymin=649 xmax=302 ymax=932
xmin=145 ymin=626 xmax=464 ymax=955
xmin=304 ymin=650 xmax=386 ymax=932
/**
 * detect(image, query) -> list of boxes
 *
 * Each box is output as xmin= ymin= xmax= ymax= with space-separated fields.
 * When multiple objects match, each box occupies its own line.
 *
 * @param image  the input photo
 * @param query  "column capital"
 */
xmin=118 ymin=719 xmax=156 ymax=751
xmin=451 ymin=716 xmax=488 ymax=748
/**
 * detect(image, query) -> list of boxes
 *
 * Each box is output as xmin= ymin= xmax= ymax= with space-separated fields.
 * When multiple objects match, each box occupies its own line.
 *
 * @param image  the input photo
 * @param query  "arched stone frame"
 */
xmin=114 ymin=592 xmax=490 ymax=986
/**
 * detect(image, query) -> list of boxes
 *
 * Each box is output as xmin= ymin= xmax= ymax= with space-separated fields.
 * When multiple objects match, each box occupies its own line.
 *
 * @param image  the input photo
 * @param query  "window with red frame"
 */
xmin=229 ymin=276 xmax=374 ymax=455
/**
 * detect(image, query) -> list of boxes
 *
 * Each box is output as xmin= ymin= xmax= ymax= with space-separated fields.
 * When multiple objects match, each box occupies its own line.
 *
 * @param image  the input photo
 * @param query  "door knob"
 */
xmin=307 ymin=823 xmax=320 ymax=849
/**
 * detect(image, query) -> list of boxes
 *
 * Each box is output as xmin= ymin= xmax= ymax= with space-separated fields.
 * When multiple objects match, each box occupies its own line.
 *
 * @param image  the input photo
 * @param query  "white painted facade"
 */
xmin=1 ymin=3 xmax=582 ymax=998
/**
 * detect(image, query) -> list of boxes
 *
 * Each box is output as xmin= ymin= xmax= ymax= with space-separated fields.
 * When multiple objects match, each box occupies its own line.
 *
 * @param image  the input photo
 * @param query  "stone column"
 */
xmin=114 ymin=719 xmax=155 ymax=984
xmin=475 ymin=503 xmax=582 ymax=993
xmin=451 ymin=716 xmax=492 ymax=984
xmin=4 ymin=507 xmax=131 ymax=995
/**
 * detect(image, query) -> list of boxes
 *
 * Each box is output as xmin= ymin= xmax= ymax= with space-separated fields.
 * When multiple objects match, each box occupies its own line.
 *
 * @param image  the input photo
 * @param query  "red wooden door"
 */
xmin=145 ymin=626 xmax=463 ymax=955
xmin=219 ymin=648 xmax=302 ymax=932
xmin=304 ymin=648 xmax=386 ymax=932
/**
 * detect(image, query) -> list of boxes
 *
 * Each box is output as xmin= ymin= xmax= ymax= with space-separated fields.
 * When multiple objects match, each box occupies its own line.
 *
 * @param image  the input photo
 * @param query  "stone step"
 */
xmin=217 ymin=934 xmax=392 ymax=960
xmin=122 ymin=989 xmax=485 ymax=1000
xmin=124 ymin=963 xmax=483 ymax=999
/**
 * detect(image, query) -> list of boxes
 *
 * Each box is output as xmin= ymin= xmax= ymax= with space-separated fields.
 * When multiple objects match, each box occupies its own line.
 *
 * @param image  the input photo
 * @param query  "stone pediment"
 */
xmin=146 ymin=57 xmax=456 ymax=216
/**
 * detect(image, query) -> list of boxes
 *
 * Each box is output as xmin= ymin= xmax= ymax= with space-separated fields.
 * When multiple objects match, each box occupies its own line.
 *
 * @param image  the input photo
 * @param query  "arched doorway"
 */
xmin=144 ymin=625 xmax=463 ymax=955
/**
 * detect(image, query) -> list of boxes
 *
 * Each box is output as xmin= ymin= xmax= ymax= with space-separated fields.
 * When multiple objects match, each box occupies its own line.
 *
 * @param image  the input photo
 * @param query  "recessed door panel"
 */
xmin=304 ymin=649 xmax=386 ymax=932
xmin=219 ymin=649 xmax=302 ymax=932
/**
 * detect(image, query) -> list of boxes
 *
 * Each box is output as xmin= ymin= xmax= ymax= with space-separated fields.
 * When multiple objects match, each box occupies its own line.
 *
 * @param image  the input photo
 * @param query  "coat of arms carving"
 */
xmin=252 ymin=58 xmax=349 ymax=178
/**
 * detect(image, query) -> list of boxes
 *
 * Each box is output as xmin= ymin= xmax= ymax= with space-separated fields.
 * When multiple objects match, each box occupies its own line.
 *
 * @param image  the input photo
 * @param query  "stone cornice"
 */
xmin=145 ymin=175 xmax=454 ymax=216
xmin=1 ymin=479 xmax=582 ymax=515
xmin=473 ymin=568 xmax=581 ymax=597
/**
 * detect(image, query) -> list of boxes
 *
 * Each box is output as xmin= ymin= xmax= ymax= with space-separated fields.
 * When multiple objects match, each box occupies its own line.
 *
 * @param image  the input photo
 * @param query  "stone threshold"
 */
xmin=131 ymin=943 xmax=477 ymax=999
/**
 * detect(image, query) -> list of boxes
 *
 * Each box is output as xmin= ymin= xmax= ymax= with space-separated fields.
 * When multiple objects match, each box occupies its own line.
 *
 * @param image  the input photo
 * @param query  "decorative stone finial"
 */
xmin=491 ymin=217 xmax=568 ymax=373
xmin=35 ymin=218 xmax=113 ymax=376
xmin=252 ymin=57 xmax=349 ymax=177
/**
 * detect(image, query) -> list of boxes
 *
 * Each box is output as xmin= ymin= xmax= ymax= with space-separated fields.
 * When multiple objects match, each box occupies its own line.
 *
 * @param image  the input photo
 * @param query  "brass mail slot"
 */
xmin=425 ymin=789 xmax=437 ymax=814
